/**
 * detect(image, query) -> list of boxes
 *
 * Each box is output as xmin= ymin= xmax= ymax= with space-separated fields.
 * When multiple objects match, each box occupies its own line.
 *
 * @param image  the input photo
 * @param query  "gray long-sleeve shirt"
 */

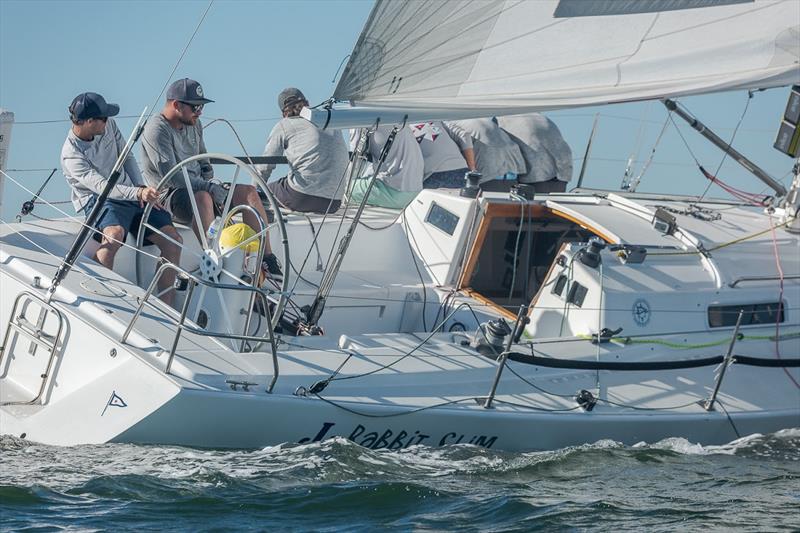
xmin=349 ymin=126 xmax=424 ymax=193
xmin=408 ymin=121 xmax=472 ymax=179
xmin=259 ymin=116 xmax=349 ymax=200
xmin=140 ymin=114 xmax=213 ymax=191
xmin=61 ymin=118 xmax=144 ymax=212
xmin=446 ymin=118 xmax=526 ymax=182
xmin=497 ymin=114 xmax=573 ymax=184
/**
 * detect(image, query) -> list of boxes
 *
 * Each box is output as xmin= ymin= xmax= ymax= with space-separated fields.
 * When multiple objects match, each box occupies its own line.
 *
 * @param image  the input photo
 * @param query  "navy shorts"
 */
xmin=83 ymin=196 xmax=173 ymax=244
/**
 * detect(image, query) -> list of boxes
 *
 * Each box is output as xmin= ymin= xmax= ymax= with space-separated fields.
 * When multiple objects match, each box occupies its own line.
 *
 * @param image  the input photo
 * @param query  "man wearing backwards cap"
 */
xmin=140 ymin=78 xmax=281 ymax=277
xmin=61 ymin=92 xmax=182 ymax=305
xmin=258 ymin=87 xmax=349 ymax=214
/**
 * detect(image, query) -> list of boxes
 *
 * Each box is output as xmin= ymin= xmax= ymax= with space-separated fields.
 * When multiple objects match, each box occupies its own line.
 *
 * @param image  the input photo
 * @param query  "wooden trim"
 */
xmin=547 ymin=208 xmax=617 ymax=244
xmin=457 ymin=201 xmax=617 ymax=318
xmin=461 ymin=288 xmax=518 ymax=321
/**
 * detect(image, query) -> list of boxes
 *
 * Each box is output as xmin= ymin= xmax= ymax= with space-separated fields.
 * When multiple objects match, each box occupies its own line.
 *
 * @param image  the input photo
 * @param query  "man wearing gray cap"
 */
xmin=141 ymin=78 xmax=281 ymax=276
xmin=259 ymin=88 xmax=349 ymax=214
xmin=61 ymin=92 xmax=181 ymax=305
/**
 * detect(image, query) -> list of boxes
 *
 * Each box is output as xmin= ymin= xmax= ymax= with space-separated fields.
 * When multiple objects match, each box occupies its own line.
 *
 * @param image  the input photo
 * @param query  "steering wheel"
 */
xmin=134 ymin=153 xmax=290 ymax=337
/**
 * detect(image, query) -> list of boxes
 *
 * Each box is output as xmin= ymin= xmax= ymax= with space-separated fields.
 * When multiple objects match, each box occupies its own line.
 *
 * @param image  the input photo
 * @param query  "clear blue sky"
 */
xmin=0 ymin=0 xmax=796 ymax=219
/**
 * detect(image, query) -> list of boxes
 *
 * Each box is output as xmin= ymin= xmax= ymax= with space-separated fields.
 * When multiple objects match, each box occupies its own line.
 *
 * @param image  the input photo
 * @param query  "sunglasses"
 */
xmin=180 ymin=101 xmax=204 ymax=113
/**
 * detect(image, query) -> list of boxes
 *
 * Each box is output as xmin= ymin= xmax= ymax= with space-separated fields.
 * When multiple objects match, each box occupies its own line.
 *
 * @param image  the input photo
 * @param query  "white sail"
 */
xmin=333 ymin=0 xmax=800 ymax=112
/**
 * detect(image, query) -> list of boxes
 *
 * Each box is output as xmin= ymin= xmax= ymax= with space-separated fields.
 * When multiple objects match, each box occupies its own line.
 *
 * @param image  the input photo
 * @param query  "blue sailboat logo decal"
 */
xmin=101 ymin=391 xmax=128 ymax=416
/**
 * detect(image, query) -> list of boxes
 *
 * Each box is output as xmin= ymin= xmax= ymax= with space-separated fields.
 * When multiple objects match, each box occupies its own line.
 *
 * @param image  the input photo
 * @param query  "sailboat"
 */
xmin=0 ymin=0 xmax=798 ymax=450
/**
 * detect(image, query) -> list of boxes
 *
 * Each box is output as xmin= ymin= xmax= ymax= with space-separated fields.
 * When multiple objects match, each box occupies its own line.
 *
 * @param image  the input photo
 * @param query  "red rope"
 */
xmin=698 ymin=166 xmax=770 ymax=206
xmin=768 ymin=215 xmax=800 ymax=389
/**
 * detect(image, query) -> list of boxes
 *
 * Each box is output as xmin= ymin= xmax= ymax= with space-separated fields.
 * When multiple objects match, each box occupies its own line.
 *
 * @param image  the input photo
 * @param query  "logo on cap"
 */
xmin=196 ymin=85 xmax=203 ymax=97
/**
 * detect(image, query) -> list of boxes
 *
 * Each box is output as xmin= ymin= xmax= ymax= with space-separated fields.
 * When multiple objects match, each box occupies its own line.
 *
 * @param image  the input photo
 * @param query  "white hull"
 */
xmin=2 ymin=190 xmax=799 ymax=451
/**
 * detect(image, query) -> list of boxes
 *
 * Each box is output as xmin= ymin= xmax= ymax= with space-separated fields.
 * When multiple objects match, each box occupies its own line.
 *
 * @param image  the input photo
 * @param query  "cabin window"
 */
xmin=425 ymin=202 xmax=459 ymax=236
xmin=707 ymin=302 xmax=785 ymax=328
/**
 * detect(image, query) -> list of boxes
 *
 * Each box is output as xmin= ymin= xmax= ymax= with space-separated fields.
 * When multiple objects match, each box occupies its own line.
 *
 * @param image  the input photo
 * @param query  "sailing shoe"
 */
xmin=262 ymin=253 xmax=283 ymax=281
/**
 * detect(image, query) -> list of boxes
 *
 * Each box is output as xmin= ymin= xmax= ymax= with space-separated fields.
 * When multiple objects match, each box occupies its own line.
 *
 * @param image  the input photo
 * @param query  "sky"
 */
xmin=0 ymin=0 xmax=797 ymax=220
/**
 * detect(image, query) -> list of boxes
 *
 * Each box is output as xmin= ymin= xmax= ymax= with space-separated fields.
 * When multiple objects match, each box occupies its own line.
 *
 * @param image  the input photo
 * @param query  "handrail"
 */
xmin=729 ymin=274 xmax=800 ymax=288
xmin=0 ymin=291 xmax=65 ymax=405
xmin=221 ymin=203 xmax=268 ymax=353
xmin=121 ymin=261 xmax=280 ymax=391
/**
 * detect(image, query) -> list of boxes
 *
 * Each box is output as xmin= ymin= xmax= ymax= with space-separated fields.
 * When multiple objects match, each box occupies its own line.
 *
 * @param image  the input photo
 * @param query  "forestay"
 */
xmin=334 ymin=0 xmax=800 ymax=113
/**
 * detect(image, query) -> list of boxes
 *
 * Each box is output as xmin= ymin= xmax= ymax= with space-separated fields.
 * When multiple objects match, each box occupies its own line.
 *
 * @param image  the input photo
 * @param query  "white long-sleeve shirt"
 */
xmin=61 ymin=118 xmax=144 ymax=212
xmin=349 ymin=126 xmax=424 ymax=193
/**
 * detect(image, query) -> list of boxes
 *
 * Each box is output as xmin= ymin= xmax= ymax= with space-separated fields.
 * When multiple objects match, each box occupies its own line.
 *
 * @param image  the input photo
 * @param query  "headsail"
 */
xmin=334 ymin=0 xmax=800 ymax=113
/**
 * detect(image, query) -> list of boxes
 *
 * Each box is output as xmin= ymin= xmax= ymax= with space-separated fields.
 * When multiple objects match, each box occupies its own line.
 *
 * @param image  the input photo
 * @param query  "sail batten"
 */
xmin=334 ymin=0 xmax=800 ymax=113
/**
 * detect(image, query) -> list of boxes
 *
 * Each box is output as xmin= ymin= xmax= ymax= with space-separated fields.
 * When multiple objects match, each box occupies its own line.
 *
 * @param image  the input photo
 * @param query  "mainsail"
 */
xmin=333 ymin=0 xmax=800 ymax=113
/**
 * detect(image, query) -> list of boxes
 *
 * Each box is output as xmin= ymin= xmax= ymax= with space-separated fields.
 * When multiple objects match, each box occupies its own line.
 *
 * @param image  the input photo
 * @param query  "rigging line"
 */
xmin=667 ymin=112 xmax=702 ymax=166
xmin=509 ymin=357 xmax=711 ymax=410
xmin=202 ymin=118 xmax=256 ymax=163
xmin=698 ymin=92 xmax=753 ymax=202
xmin=539 ymin=112 xmax=777 ymax=133
xmin=330 ymin=54 xmax=351 ymax=85
xmin=768 ymin=214 xmax=800 ymax=389
xmin=0 ymin=217 xmax=89 ymax=278
xmin=507 ymin=194 xmax=525 ymax=302
xmin=716 ymin=399 xmax=742 ymax=440
xmin=0 ymin=216 xmax=144 ymax=303
xmin=402 ymin=213 xmax=429 ymax=332
xmin=628 ymin=108 xmax=671 ymax=191
xmin=329 ymin=303 xmax=480 ymax=383
xmin=597 ymin=397 xmax=705 ymax=412
xmin=487 ymin=399 xmax=583 ymax=413
xmin=284 ymin=136 xmax=360 ymax=304
xmin=1 ymin=170 xmax=163 ymax=263
xmin=354 ymin=209 xmax=405 ymax=231
xmin=313 ymin=394 xmax=480 ymax=419
xmin=144 ymin=0 xmax=214 ymax=121
xmin=506 ymin=362 xmax=573 ymax=398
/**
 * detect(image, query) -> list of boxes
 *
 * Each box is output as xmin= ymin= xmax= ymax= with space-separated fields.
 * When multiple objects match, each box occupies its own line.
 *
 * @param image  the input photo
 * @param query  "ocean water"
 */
xmin=1 ymin=430 xmax=799 ymax=532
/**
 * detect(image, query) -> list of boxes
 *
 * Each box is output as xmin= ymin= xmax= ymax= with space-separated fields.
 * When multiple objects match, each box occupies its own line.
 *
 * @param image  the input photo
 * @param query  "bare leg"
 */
xmin=191 ymin=190 xmax=215 ymax=245
xmin=95 ymin=225 xmax=126 ymax=269
xmin=231 ymin=184 xmax=273 ymax=254
xmin=147 ymin=225 xmax=183 ymax=306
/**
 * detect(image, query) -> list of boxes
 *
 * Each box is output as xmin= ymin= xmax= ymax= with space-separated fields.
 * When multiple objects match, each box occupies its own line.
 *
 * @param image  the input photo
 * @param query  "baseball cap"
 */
xmin=166 ymin=78 xmax=214 ymax=105
xmin=69 ymin=92 xmax=120 ymax=120
xmin=277 ymin=87 xmax=306 ymax=111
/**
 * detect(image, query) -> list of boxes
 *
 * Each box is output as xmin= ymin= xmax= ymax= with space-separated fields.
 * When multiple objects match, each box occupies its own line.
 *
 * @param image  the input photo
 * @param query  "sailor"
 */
xmin=409 ymin=120 xmax=476 ymax=189
xmin=348 ymin=125 xmax=424 ymax=209
xmin=61 ymin=92 xmax=181 ymax=305
xmin=140 ymin=78 xmax=281 ymax=277
xmin=445 ymin=117 xmax=527 ymax=192
xmin=258 ymin=87 xmax=349 ymax=214
xmin=496 ymin=113 xmax=573 ymax=193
